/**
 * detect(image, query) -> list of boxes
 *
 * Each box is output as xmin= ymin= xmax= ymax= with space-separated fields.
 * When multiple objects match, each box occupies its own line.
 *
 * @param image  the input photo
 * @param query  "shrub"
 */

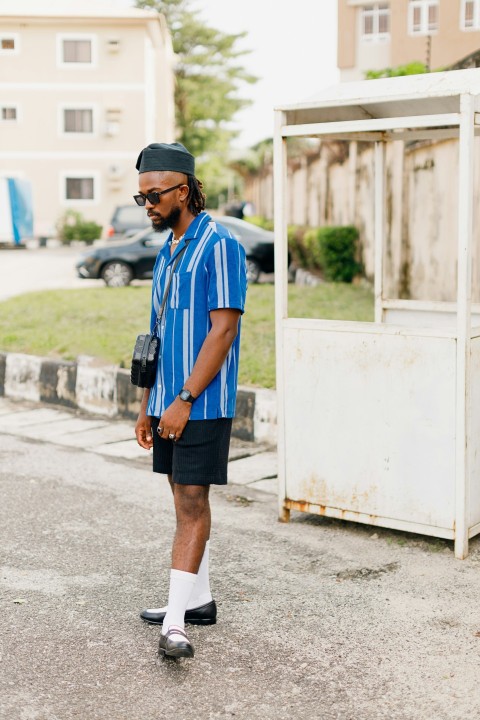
xmin=56 ymin=210 xmax=102 ymax=245
xmin=303 ymin=228 xmax=323 ymax=269
xmin=317 ymin=226 xmax=361 ymax=282
xmin=244 ymin=217 xmax=361 ymax=281
xmin=287 ymin=225 xmax=309 ymax=268
xmin=244 ymin=215 xmax=274 ymax=231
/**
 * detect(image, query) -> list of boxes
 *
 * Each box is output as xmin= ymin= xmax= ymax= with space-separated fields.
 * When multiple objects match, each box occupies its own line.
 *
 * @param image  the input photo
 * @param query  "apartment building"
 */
xmin=0 ymin=0 xmax=175 ymax=237
xmin=338 ymin=0 xmax=480 ymax=81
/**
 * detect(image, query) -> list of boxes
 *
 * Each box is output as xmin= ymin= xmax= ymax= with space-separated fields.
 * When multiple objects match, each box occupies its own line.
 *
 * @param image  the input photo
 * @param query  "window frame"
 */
xmin=59 ymin=104 xmax=97 ymax=137
xmin=0 ymin=104 xmax=19 ymax=123
xmin=0 ymin=34 xmax=20 ymax=55
xmin=408 ymin=0 xmax=439 ymax=36
xmin=56 ymin=33 xmax=97 ymax=69
xmin=361 ymin=3 xmax=391 ymax=43
xmin=60 ymin=171 xmax=100 ymax=205
xmin=461 ymin=0 xmax=480 ymax=30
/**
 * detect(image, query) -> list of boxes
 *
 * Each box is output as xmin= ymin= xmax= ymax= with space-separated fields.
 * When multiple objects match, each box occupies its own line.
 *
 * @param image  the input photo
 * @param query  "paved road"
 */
xmin=2 ymin=400 xmax=480 ymax=719
xmin=0 ymin=243 xmax=273 ymax=303
xmin=0 ymin=244 xmax=149 ymax=302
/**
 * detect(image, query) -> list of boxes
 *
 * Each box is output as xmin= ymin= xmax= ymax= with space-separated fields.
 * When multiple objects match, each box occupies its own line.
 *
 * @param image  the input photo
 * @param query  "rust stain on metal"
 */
xmin=297 ymin=475 xmax=379 ymax=515
xmin=286 ymin=498 xmax=383 ymax=529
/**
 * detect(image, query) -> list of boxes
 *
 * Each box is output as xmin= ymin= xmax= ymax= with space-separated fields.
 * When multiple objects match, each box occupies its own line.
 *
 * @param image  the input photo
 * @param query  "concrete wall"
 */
xmin=244 ymin=136 xmax=480 ymax=302
xmin=0 ymin=13 xmax=175 ymax=237
xmin=391 ymin=0 xmax=480 ymax=69
xmin=337 ymin=0 xmax=357 ymax=71
xmin=338 ymin=0 xmax=480 ymax=80
xmin=0 ymin=353 xmax=277 ymax=445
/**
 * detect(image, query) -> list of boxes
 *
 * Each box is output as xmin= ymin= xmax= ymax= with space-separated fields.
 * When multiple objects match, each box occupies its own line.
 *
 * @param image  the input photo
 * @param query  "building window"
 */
xmin=64 ymin=109 xmax=93 ymax=133
xmin=462 ymin=0 xmax=480 ymax=29
xmin=1 ymin=106 xmax=18 ymax=121
xmin=409 ymin=0 xmax=439 ymax=35
xmin=66 ymin=177 xmax=94 ymax=200
xmin=57 ymin=34 xmax=96 ymax=67
xmin=0 ymin=34 xmax=19 ymax=54
xmin=361 ymin=4 xmax=390 ymax=41
xmin=63 ymin=39 xmax=91 ymax=63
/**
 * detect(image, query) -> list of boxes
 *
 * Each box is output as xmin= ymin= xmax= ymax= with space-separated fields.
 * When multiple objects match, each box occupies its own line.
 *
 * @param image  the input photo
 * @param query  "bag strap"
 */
xmin=153 ymin=243 xmax=188 ymax=334
xmin=140 ymin=333 xmax=152 ymax=368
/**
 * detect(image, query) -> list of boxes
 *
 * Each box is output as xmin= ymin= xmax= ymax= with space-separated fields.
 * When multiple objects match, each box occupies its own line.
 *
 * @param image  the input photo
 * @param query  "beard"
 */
xmin=151 ymin=205 xmax=182 ymax=233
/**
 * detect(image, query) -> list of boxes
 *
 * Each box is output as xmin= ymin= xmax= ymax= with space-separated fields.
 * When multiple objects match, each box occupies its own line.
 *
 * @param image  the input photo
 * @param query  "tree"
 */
xmin=136 ymin=0 xmax=257 ymax=205
xmin=365 ymin=61 xmax=429 ymax=80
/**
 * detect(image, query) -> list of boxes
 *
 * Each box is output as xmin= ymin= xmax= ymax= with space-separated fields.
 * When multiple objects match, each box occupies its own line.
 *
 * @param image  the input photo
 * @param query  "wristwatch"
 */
xmin=178 ymin=388 xmax=196 ymax=403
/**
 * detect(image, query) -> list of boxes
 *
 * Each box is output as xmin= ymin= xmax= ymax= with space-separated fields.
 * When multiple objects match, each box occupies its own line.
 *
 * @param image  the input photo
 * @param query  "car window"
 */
xmin=218 ymin=218 xmax=270 ymax=240
xmin=144 ymin=232 xmax=169 ymax=247
xmin=115 ymin=206 xmax=149 ymax=225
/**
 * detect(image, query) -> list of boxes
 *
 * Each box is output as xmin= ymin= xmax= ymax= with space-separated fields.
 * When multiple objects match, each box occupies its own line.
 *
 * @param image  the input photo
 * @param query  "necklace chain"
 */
xmin=171 ymin=233 xmax=185 ymax=246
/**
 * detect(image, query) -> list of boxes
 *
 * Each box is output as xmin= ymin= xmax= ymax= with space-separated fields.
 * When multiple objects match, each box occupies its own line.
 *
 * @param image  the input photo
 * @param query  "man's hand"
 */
xmin=157 ymin=397 xmax=192 ymax=441
xmin=135 ymin=412 xmax=153 ymax=450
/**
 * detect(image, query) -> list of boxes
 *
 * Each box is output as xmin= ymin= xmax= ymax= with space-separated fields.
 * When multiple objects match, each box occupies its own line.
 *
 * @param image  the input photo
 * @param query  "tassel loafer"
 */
xmin=140 ymin=599 xmax=217 ymax=626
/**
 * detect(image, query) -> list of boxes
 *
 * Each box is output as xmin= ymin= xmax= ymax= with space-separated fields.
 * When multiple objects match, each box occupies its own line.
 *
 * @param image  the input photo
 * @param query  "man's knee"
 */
xmin=174 ymin=484 xmax=210 ymax=519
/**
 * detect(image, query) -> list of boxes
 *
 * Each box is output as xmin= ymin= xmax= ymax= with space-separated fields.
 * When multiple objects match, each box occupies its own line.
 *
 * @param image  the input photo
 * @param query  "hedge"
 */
xmin=247 ymin=217 xmax=361 ymax=282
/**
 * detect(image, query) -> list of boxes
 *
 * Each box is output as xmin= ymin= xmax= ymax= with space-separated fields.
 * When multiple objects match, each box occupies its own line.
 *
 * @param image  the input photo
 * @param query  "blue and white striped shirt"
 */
xmin=147 ymin=211 xmax=247 ymax=420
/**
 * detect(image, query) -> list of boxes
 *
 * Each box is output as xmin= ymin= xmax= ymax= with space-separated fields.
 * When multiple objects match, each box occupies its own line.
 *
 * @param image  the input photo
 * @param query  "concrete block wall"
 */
xmin=0 ymin=352 xmax=277 ymax=445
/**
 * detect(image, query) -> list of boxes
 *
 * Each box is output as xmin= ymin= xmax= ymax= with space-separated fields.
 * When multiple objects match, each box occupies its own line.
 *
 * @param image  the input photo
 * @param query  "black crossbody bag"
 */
xmin=130 ymin=245 xmax=187 ymax=388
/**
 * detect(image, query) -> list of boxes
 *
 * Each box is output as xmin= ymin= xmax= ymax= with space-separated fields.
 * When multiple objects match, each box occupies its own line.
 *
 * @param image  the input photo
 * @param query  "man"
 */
xmin=134 ymin=142 xmax=247 ymax=660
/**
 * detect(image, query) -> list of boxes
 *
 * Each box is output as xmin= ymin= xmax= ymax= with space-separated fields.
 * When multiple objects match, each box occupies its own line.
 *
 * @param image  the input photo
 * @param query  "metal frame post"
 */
xmin=455 ymin=93 xmax=475 ymax=559
xmin=374 ymin=141 xmax=386 ymax=323
xmin=273 ymin=109 xmax=289 ymax=522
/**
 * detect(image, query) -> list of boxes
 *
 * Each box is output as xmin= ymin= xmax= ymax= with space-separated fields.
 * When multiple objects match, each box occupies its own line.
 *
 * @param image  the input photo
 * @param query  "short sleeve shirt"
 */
xmin=147 ymin=211 xmax=247 ymax=420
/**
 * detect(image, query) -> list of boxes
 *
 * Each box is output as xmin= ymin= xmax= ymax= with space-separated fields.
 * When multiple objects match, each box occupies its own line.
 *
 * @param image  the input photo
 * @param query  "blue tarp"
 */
xmin=7 ymin=178 xmax=33 ymax=244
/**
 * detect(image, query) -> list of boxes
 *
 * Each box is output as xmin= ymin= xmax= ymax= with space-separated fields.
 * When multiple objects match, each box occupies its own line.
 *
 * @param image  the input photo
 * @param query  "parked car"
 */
xmin=76 ymin=230 xmax=169 ymax=287
xmin=105 ymin=204 xmax=150 ymax=240
xmin=215 ymin=216 xmax=276 ymax=284
xmin=76 ymin=216 xmax=277 ymax=287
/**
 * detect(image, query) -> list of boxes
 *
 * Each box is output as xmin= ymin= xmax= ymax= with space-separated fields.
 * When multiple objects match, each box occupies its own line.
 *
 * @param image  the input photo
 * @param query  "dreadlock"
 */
xmin=187 ymin=175 xmax=206 ymax=215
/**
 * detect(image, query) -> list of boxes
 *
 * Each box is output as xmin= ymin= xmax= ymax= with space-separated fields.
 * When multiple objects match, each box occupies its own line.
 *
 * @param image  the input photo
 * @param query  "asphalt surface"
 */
xmin=0 ymin=244 xmax=104 ymax=302
xmin=0 ymin=243 xmax=273 ymax=302
xmin=2 ymin=398 xmax=480 ymax=720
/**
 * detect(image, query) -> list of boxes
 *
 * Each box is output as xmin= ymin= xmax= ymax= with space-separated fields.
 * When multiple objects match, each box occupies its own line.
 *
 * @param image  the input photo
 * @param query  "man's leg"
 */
xmin=161 ymin=483 xmax=211 ymax=633
xmin=168 ymin=475 xmax=212 ymax=605
xmin=140 ymin=475 xmax=214 ymax=624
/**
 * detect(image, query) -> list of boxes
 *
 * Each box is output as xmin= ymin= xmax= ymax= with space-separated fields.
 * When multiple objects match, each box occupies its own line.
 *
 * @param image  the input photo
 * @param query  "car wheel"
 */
xmin=101 ymin=261 xmax=133 ymax=287
xmin=246 ymin=257 xmax=261 ymax=284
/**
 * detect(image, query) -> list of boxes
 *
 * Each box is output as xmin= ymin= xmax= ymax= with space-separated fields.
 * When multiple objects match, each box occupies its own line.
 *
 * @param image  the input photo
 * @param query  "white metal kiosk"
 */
xmin=274 ymin=69 xmax=480 ymax=559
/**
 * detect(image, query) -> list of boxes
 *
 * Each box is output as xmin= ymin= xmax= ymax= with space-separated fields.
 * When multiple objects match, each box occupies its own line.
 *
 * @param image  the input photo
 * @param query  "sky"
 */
xmin=121 ymin=0 xmax=339 ymax=150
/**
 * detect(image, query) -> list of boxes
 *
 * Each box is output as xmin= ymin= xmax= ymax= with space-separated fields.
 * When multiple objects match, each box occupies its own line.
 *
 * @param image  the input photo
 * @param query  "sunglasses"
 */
xmin=133 ymin=183 xmax=185 ymax=206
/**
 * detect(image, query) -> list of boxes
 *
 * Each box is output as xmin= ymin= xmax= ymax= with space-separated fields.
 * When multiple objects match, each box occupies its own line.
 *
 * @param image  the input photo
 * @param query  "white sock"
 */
xmin=192 ymin=540 xmax=212 ymax=606
xmin=147 ymin=542 xmax=212 ymax=613
xmin=162 ymin=569 xmax=196 ymax=635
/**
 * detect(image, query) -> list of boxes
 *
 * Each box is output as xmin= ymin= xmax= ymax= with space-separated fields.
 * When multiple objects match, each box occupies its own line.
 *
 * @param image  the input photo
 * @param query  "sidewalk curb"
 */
xmin=0 ymin=352 xmax=277 ymax=444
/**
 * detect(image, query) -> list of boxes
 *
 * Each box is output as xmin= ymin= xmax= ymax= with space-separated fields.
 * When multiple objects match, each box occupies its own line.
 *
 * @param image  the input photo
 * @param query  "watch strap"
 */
xmin=179 ymin=388 xmax=195 ymax=403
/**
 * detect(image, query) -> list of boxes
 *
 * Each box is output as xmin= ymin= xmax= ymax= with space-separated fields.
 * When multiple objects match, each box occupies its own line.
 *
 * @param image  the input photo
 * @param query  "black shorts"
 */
xmin=150 ymin=416 xmax=233 ymax=486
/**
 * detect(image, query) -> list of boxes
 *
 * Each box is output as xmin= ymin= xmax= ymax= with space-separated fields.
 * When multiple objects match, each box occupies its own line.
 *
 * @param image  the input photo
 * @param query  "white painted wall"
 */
xmin=245 ymin=136 xmax=480 ymax=302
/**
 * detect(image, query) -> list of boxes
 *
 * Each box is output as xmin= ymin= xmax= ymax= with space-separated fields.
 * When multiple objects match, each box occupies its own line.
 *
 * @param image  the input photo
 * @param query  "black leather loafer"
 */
xmin=140 ymin=600 xmax=217 ymax=626
xmin=159 ymin=626 xmax=194 ymax=659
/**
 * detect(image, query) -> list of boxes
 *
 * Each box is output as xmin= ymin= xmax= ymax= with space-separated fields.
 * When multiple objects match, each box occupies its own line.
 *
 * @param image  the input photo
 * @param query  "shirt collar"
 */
xmin=160 ymin=211 xmax=211 ymax=263
xmin=183 ymin=211 xmax=211 ymax=241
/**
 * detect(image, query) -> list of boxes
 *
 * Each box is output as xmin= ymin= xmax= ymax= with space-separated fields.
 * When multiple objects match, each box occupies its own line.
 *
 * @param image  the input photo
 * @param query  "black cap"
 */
xmin=136 ymin=142 xmax=195 ymax=175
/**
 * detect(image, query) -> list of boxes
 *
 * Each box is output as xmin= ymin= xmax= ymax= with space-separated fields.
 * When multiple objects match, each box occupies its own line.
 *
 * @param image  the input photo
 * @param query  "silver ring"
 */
xmin=157 ymin=426 xmax=163 ymax=435
xmin=168 ymin=433 xmax=176 ymax=440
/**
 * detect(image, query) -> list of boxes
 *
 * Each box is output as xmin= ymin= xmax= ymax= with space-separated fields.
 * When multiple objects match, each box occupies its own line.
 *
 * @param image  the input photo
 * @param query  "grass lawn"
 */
xmin=0 ymin=282 xmax=373 ymax=388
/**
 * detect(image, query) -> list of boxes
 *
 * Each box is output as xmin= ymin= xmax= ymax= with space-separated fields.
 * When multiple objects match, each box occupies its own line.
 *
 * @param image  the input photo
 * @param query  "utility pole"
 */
xmin=426 ymin=34 xmax=432 ymax=71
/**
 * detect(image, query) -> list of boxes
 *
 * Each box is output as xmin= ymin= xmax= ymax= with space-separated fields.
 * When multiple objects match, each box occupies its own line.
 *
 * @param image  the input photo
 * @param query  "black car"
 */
xmin=76 ymin=216 xmax=276 ymax=287
xmin=215 ymin=216 xmax=275 ymax=283
xmin=76 ymin=230 xmax=169 ymax=287
xmin=105 ymin=204 xmax=151 ymax=240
